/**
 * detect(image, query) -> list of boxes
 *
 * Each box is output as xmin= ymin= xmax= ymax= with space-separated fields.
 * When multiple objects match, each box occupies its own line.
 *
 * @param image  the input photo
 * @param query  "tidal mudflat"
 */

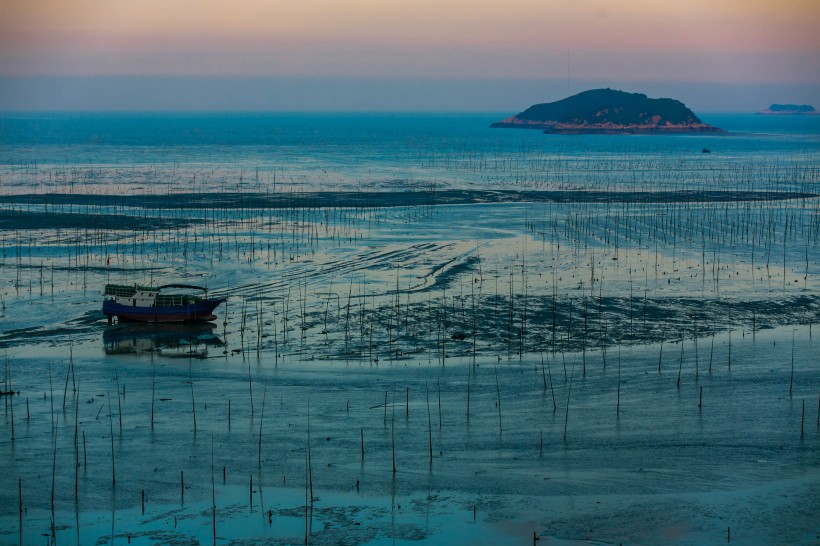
xmin=0 ymin=113 xmax=818 ymax=545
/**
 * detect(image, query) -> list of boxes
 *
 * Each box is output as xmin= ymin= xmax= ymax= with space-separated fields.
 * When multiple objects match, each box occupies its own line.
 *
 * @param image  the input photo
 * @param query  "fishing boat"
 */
xmin=103 ymin=284 xmax=226 ymax=323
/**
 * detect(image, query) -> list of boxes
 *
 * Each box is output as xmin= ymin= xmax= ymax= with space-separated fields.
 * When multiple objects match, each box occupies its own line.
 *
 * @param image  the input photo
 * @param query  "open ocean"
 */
xmin=1 ymin=112 xmax=819 ymax=193
xmin=0 ymin=111 xmax=818 ymax=545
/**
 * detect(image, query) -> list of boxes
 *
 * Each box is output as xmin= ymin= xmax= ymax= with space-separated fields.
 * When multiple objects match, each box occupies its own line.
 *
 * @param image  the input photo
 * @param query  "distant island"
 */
xmin=758 ymin=104 xmax=817 ymax=115
xmin=491 ymin=89 xmax=724 ymax=134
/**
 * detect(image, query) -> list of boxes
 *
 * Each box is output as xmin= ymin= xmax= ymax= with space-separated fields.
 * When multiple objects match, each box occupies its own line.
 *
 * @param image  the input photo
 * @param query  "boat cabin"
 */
xmin=104 ymin=284 xmax=158 ymax=307
xmin=103 ymin=284 xmax=205 ymax=308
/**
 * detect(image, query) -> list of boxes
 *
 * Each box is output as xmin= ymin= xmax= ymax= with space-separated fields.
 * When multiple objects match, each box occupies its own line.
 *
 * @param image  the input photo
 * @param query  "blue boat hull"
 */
xmin=103 ymin=298 xmax=225 ymax=323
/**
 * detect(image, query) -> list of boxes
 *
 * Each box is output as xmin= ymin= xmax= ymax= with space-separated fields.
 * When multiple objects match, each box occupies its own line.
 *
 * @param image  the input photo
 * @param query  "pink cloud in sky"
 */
xmin=0 ymin=0 xmax=818 ymax=85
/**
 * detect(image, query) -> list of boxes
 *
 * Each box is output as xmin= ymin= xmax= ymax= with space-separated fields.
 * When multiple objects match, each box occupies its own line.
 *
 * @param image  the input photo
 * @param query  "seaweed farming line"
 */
xmin=0 ymin=182 xmax=817 ymax=373
xmin=2 ymin=188 xmax=816 ymax=269
xmin=2 ymin=195 xmax=817 ymax=259
xmin=2 ymin=188 xmax=818 ymax=207
xmin=2 ymin=148 xmax=818 ymax=195
xmin=164 ymin=292 xmax=820 ymax=362
xmin=1 ymin=194 xmax=817 ymax=358
xmin=2 ymin=270 xmax=818 ymax=363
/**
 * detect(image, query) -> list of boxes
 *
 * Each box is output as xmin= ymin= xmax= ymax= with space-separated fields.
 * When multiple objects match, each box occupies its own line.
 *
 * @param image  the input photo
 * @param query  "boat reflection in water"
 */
xmin=103 ymin=322 xmax=224 ymax=359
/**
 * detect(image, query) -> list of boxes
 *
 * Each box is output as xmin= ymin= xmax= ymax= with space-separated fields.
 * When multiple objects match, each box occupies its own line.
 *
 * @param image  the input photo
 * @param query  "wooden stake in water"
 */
xmin=801 ymin=399 xmax=804 ymax=439
xmin=466 ymin=364 xmax=472 ymax=419
xmin=190 ymin=367 xmax=197 ymax=435
xmin=74 ymin=380 xmax=79 ymax=501
xmin=307 ymin=398 xmax=314 ymax=505
xmin=676 ymin=341 xmax=684 ymax=387
xmin=658 ymin=330 xmax=664 ymax=374
xmin=8 ymin=368 xmax=14 ymax=442
xmin=543 ymin=350 xmax=557 ymax=411
xmin=62 ymin=346 xmax=72 ymax=411
xmin=437 ymin=378 xmax=442 ymax=430
xmin=693 ymin=319 xmax=699 ymax=382
xmin=108 ymin=396 xmax=115 ymax=487
xmin=115 ymin=369 xmax=123 ymax=435
xmin=211 ymin=437 xmax=217 ymax=546
xmin=248 ymin=361 xmax=254 ymax=421
xmin=617 ymin=347 xmax=621 ymax=416
xmin=150 ymin=355 xmax=156 ymax=430
xmin=789 ymin=329 xmax=795 ymax=397
xmin=18 ymin=477 xmax=22 ymax=545
xmin=391 ymin=384 xmax=397 ymax=474
xmin=426 ymin=381 xmax=433 ymax=463
xmin=564 ymin=359 xmax=575 ymax=442
xmin=709 ymin=333 xmax=714 ymax=374
xmin=304 ymin=452 xmax=309 ymax=545
xmin=494 ymin=363 xmax=503 ymax=435
xmin=50 ymin=417 xmax=56 ymax=539
xmin=258 ymin=383 xmax=267 ymax=466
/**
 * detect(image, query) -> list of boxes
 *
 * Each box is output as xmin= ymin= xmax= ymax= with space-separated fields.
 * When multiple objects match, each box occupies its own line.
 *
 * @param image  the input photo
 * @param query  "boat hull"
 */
xmin=103 ymin=298 xmax=225 ymax=323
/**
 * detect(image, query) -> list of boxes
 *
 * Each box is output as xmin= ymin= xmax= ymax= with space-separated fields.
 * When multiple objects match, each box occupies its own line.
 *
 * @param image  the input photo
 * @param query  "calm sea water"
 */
xmin=0 ymin=112 xmax=818 ymax=545
xmin=1 ymin=112 xmax=818 ymax=194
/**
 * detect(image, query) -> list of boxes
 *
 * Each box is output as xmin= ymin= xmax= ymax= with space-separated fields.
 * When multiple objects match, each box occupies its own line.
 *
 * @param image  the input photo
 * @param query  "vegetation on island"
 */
xmin=492 ymin=88 xmax=724 ymax=133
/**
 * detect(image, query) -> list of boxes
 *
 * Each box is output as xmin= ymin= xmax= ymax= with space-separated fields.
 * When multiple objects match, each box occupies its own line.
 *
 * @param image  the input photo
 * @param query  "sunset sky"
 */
xmin=1 ymin=0 xmax=818 ymax=111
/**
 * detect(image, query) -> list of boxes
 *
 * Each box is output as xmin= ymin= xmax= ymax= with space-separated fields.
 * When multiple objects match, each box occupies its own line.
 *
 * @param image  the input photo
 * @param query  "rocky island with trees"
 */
xmin=492 ymin=88 xmax=724 ymax=134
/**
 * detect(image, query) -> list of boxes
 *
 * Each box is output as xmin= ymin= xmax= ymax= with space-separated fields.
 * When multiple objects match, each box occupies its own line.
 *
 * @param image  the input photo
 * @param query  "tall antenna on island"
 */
xmin=566 ymin=48 xmax=571 ymax=97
